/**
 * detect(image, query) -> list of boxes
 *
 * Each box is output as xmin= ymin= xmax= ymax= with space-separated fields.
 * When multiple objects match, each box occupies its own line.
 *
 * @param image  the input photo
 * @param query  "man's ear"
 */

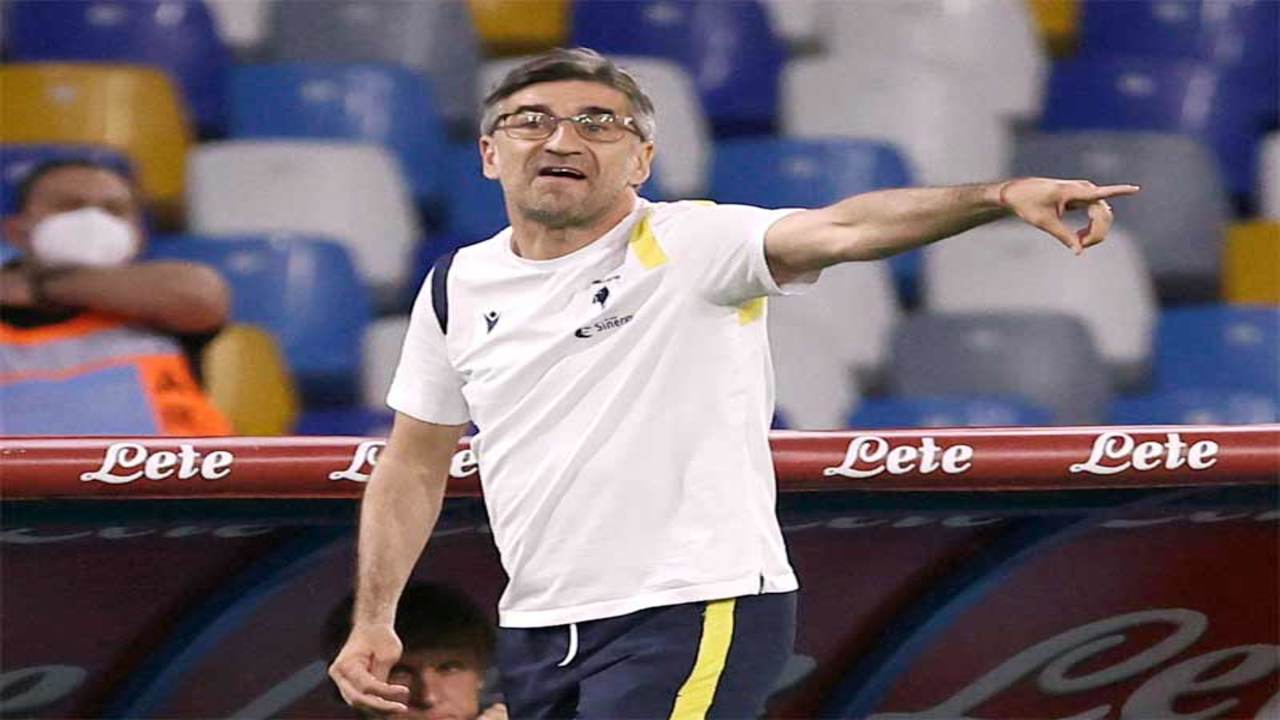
xmin=628 ymin=142 xmax=656 ymax=188
xmin=479 ymin=136 xmax=500 ymax=180
xmin=2 ymin=215 xmax=32 ymax=251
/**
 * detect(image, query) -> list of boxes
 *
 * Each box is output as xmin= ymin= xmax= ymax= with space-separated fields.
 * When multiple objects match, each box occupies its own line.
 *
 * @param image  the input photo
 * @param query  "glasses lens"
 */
xmin=573 ymin=114 xmax=625 ymax=141
xmin=501 ymin=112 xmax=553 ymax=138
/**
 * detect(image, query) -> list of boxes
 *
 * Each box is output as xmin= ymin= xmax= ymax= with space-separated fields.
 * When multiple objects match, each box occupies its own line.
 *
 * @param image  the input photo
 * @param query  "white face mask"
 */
xmin=29 ymin=207 xmax=141 ymax=269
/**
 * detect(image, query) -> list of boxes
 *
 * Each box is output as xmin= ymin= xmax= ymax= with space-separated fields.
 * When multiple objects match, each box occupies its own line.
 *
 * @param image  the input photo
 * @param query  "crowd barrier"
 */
xmin=1 ymin=425 xmax=1277 ymax=718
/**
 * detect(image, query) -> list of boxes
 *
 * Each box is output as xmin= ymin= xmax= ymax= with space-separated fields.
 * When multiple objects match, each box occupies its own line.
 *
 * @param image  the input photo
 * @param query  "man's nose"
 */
xmin=411 ymin=670 xmax=440 ymax=707
xmin=542 ymin=121 xmax=584 ymax=153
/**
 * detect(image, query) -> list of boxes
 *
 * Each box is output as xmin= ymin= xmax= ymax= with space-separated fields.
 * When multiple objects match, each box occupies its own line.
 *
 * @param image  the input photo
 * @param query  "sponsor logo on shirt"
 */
xmin=574 ymin=314 xmax=634 ymax=339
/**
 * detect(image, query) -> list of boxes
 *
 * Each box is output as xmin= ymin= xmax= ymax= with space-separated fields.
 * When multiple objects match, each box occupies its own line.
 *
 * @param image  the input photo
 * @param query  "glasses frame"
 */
xmin=490 ymin=111 xmax=647 ymax=143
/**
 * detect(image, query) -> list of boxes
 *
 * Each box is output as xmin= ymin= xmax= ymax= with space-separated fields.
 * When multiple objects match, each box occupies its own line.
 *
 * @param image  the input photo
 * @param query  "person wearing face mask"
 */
xmin=0 ymin=159 xmax=232 ymax=435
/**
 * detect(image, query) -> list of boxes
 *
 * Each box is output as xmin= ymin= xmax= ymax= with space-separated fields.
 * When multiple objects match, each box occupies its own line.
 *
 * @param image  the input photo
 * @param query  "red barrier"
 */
xmin=1 ymin=427 xmax=1277 ymax=718
xmin=3 ymin=425 xmax=1277 ymax=499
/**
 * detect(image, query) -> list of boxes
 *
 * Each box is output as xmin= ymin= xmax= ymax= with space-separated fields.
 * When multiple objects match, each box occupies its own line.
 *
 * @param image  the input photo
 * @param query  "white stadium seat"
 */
xmin=362 ymin=315 xmax=411 ymax=410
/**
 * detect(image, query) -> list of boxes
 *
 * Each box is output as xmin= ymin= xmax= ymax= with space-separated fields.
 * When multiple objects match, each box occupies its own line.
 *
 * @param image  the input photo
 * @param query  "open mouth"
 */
xmin=537 ymin=166 xmax=587 ymax=180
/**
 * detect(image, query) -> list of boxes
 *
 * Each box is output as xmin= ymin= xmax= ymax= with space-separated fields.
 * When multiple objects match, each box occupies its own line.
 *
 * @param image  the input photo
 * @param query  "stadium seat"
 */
xmin=148 ymin=234 xmax=372 ymax=407
xmin=887 ymin=312 xmax=1111 ymax=425
xmin=1027 ymin=0 xmax=1078 ymax=56
xmin=820 ymin=0 xmax=1046 ymax=122
xmin=468 ymin=0 xmax=568 ymax=54
xmin=443 ymin=142 xmax=508 ymax=242
xmin=1079 ymin=0 xmax=1279 ymax=70
xmin=1224 ymin=222 xmax=1280 ymax=305
xmin=362 ymin=315 xmax=410 ymax=410
xmin=201 ymin=323 xmax=299 ymax=436
xmin=0 ymin=64 xmax=192 ymax=221
xmin=5 ymin=0 xmax=232 ymax=134
xmin=204 ymin=0 xmax=269 ymax=54
xmin=295 ymin=407 xmax=394 ymax=437
xmin=709 ymin=138 xmax=911 ymax=208
xmin=850 ymin=396 xmax=1054 ymax=429
xmin=1261 ymin=132 xmax=1280 ymax=218
xmin=479 ymin=55 xmax=706 ymax=198
xmin=0 ymin=143 xmax=132 ymax=215
xmin=769 ymin=260 xmax=901 ymax=429
xmin=186 ymin=140 xmax=421 ymax=306
xmin=1012 ymin=131 xmax=1228 ymax=301
xmin=1108 ymin=388 xmax=1279 ymax=426
xmin=229 ymin=63 xmax=447 ymax=204
xmin=761 ymin=0 xmax=828 ymax=52
xmin=1041 ymin=56 xmax=1269 ymax=197
xmin=268 ymin=0 xmax=480 ymax=132
xmin=783 ymin=57 xmax=1007 ymax=187
xmin=571 ymin=0 xmax=785 ymax=135
xmin=924 ymin=218 xmax=1156 ymax=388
xmin=1153 ymin=306 xmax=1279 ymax=398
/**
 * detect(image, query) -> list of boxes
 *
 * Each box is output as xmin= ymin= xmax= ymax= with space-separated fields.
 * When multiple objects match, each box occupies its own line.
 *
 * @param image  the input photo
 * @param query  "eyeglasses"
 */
xmin=491 ymin=111 xmax=646 ymax=142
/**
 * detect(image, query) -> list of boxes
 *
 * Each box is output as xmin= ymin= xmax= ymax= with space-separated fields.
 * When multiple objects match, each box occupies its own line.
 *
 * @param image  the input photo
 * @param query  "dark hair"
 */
xmin=480 ymin=47 xmax=656 ymax=140
xmin=325 ymin=583 xmax=496 ymax=668
xmin=12 ymin=158 xmax=134 ymax=213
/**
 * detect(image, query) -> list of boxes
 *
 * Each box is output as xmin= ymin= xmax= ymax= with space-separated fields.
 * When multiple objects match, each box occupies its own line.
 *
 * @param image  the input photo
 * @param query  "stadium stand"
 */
xmin=1152 ymin=305 xmax=1280 ymax=398
xmin=1108 ymin=387 xmax=1279 ymax=426
xmin=1224 ymin=222 xmax=1280 ymax=305
xmin=851 ymin=396 xmax=1055 ymax=430
xmin=468 ymin=0 xmax=569 ymax=55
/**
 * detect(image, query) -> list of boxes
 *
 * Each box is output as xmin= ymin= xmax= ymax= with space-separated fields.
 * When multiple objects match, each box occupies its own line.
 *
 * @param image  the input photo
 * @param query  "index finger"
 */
xmin=1085 ymin=184 xmax=1141 ymax=200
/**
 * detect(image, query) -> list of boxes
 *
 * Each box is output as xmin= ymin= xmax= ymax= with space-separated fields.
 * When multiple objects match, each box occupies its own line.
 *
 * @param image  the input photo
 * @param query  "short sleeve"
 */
xmin=385 ymin=270 xmax=471 ymax=425
xmin=678 ymin=203 xmax=811 ymax=307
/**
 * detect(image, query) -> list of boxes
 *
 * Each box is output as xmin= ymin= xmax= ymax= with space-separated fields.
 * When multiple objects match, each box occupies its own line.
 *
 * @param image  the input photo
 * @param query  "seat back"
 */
xmin=0 ymin=64 xmax=192 ymax=218
xmin=5 ymin=0 xmax=231 ymax=133
xmin=186 ymin=140 xmax=420 ymax=297
xmin=149 ymin=234 xmax=372 ymax=406
xmin=468 ymin=0 xmax=568 ymax=54
xmin=924 ymin=217 xmax=1157 ymax=385
xmin=201 ymin=323 xmax=299 ymax=435
xmin=1224 ymin=222 xmax=1280 ymax=305
xmin=1108 ymin=388 xmax=1279 ymax=425
xmin=268 ymin=0 xmax=479 ymax=130
xmin=1154 ymin=305 xmax=1279 ymax=397
xmin=229 ymin=63 xmax=447 ymax=203
xmin=1261 ymin=131 xmax=1280 ymax=218
xmin=888 ymin=312 xmax=1111 ymax=424
xmin=710 ymin=137 xmax=910 ymax=208
xmin=362 ymin=315 xmax=410 ymax=410
xmin=850 ymin=396 xmax=1054 ymax=429
xmin=1080 ymin=0 xmax=1279 ymax=69
xmin=1013 ymin=131 xmax=1227 ymax=299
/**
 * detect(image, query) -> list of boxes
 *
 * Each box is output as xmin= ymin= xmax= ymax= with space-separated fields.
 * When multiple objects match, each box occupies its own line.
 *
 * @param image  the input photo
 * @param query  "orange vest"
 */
xmin=0 ymin=312 xmax=231 ymax=436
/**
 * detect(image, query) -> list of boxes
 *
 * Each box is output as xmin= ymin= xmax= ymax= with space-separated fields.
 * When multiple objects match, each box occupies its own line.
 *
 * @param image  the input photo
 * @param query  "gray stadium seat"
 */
xmin=268 ymin=0 xmax=479 ymax=132
xmin=887 ymin=312 xmax=1111 ymax=425
xmin=1012 ymin=131 xmax=1229 ymax=301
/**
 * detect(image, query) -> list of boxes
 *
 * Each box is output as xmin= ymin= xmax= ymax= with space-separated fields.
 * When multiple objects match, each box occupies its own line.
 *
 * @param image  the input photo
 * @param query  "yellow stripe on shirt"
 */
xmin=669 ymin=598 xmax=736 ymax=719
xmin=737 ymin=297 xmax=765 ymax=325
xmin=629 ymin=213 xmax=669 ymax=268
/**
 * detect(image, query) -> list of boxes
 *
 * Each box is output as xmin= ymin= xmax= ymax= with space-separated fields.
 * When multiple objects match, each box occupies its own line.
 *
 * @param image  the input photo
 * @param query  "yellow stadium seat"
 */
xmin=1224 ymin=222 xmax=1280 ymax=305
xmin=1027 ymin=0 xmax=1077 ymax=57
xmin=468 ymin=0 xmax=567 ymax=54
xmin=0 ymin=63 xmax=192 ymax=223
xmin=201 ymin=324 xmax=300 ymax=436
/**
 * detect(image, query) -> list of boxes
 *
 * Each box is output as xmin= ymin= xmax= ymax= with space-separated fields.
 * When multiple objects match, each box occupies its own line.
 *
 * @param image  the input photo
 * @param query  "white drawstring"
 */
xmin=556 ymin=622 xmax=579 ymax=667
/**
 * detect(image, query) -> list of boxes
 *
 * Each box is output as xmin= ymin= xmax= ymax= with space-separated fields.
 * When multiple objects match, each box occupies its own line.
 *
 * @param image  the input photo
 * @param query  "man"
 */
xmin=329 ymin=48 xmax=1138 ymax=718
xmin=327 ymin=583 xmax=508 ymax=720
xmin=0 ymin=159 xmax=231 ymax=435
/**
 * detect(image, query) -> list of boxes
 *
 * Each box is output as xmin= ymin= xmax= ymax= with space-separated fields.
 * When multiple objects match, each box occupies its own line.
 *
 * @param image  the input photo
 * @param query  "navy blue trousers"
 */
xmin=496 ymin=592 xmax=796 ymax=719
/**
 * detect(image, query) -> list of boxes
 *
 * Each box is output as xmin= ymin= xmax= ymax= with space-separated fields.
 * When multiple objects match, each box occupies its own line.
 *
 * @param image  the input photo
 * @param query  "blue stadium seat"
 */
xmin=1041 ymin=56 xmax=1269 ymax=197
xmin=1153 ymin=305 xmax=1279 ymax=398
xmin=571 ymin=0 xmax=785 ymax=135
xmin=5 ymin=0 xmax=232 ymax=134
xmin=1080 ymin=1 xmax=1278 ymax=70
xmin=1108 ymin=388 xmax=1279 ymax=425
xmin=228 ymin=63 xmax=447 ymax=204
xmin=708 ymin=137 xmax=919 ymax=300
xmin=444 ymin=142 xmax=508 ymax=242
xmin=850 ymin=396 xmax=1054 ymax=429
xmin=147 ymin=234 xmax=372 ymax=407
xmin=1 ymin=143 xmax=132 ymax=215
xmin=295 ymin=408 xmax=394 ymax=437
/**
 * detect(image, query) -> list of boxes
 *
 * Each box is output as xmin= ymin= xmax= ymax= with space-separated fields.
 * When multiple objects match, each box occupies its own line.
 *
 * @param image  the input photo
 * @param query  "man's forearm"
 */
xmin=352 ymin=451 xmax=449 ymax=627
xmin=830 ymin=182 xmax=1009 ymax=261
xmin=38 ymin=261 xmax=229 ymax=333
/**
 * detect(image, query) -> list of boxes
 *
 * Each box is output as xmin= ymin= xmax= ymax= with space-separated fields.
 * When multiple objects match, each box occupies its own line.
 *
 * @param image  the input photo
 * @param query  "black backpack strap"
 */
xmin=430 ymin=249 xmax=457 ymax=335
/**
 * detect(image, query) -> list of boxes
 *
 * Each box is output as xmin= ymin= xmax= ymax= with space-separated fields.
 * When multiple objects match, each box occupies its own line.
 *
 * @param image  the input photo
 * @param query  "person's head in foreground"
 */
xmin=4 ymin=159 xmax=146 ymax=269
xmin=479 ymin=47 xmax=656 ymax=236
xmin=327 ymin=583 xmax=499 ymax=720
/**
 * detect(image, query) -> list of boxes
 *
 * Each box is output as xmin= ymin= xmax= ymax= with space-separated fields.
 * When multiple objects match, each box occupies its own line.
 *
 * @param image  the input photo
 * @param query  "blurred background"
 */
xmin=1 ymin=0 xmax=1277 ymax=436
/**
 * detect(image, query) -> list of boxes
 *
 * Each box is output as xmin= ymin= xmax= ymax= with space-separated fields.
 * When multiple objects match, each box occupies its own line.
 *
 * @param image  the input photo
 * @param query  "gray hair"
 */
xmin=479 ymin=47 xmax=657 ymax=141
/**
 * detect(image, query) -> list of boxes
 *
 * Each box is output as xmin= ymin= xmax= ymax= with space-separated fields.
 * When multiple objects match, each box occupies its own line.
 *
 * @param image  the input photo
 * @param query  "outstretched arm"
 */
xmin=329 ymin=413 xmax=469 ymax=715
xmin=764 ymin=178 xmax=1141 ymax=285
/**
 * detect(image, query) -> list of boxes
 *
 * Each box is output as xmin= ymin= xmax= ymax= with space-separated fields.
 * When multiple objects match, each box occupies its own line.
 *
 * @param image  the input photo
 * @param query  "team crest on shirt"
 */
xmin=589 ymin=274 xmax=621 ymax=309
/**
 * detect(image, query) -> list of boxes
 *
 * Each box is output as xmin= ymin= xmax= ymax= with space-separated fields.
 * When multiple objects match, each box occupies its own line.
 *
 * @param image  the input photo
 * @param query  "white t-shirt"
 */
xmin=388 ymin=198 xmax=807 ymax=628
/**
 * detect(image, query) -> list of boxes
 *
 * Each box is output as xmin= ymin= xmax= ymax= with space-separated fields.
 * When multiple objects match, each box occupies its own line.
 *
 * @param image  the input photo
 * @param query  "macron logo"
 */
xmin=575 ymin=314 xmax=633 ymax=339
xmin=484 ymin=311 xmax=500 ymax=333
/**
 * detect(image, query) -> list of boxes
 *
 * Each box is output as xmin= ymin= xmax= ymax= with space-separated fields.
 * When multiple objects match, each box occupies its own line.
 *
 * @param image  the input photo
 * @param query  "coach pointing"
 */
xmin=329 ymin=48 xmax=1139 ymax=718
